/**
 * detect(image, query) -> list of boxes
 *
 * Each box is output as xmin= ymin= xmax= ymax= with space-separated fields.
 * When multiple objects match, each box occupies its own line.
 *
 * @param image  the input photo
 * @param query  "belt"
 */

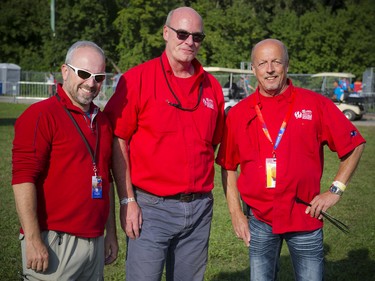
xmin=136 ymin=188 xmax=208 ymax=203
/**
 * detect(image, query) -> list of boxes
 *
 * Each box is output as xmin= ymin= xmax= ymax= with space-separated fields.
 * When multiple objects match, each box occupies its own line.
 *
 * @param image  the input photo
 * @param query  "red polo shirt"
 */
xmin=104 ymin=52 xmax=225 ymax=196
xmin=216 ymin=80 xmax=365 ymax=234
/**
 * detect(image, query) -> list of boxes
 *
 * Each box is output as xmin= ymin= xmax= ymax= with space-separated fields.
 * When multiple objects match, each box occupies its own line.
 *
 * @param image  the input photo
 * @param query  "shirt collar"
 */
xmin=254 ymin=79 xmax=295 ymax=107
xmin=241 ymin=79 xmax=295 ymax=124
xmin=161 ymin=51 xmax=205 ymax=84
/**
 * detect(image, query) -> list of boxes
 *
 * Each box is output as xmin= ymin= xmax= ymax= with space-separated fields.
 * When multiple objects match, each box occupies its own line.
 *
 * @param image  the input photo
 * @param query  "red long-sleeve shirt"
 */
xmin=12 ymin=84 xmax=113 ymax=237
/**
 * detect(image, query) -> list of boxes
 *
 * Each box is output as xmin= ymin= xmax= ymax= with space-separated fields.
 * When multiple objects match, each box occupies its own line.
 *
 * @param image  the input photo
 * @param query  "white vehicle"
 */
xmin=204 ymin=67 xmax=253 ymax=113
xmin=311 ymin=72 xmax=366 ymax=121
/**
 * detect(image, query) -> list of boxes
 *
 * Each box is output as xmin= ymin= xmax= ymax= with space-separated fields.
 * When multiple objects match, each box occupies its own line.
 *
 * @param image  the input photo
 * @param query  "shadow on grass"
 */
xmin=325 ymin=246 xmax=375 ymax=281
xmin=0 ymin=118 xmax=18 ymax=126
xmin=209 ymin=245 xmax=375 ymax=281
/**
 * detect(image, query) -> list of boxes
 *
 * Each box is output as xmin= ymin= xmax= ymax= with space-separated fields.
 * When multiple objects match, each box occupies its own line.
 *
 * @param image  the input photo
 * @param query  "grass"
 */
xmin=1 ymin=102 xmax=374 ymax=281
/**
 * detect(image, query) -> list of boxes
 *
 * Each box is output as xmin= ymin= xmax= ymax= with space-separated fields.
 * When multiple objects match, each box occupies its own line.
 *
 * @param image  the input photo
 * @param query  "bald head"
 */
xmin=251 ymin=39 xmax=289 ymax=65
xmin=165 ymin=7 xmax=203 ymax=28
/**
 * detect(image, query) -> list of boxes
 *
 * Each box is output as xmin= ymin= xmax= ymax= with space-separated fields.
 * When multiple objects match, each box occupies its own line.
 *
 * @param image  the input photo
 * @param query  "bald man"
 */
xmin=104 ymin=7 xmax=225 ymax=281
xmin=216 ymin=39 xmax=365 ymax=281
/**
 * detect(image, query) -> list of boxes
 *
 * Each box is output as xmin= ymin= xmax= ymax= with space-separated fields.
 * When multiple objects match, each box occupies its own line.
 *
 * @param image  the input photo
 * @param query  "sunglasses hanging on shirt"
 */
xmin=160 ymin=57 xmax=202 ymax=112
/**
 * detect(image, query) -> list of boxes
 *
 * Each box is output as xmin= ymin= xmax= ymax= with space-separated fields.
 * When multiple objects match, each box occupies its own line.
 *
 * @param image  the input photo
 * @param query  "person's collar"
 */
xmin=161 ymin=51 xmax=204 ymax=80
xmin=255 ymin=79 xmax=294 ymax=105
xmin=56 ymin=83 xmax=98 ymax=114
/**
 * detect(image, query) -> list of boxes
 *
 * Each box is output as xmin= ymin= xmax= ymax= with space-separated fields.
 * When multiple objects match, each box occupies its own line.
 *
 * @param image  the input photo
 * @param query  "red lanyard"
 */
xmin=254 ymin=89 xmax=296 ymax=158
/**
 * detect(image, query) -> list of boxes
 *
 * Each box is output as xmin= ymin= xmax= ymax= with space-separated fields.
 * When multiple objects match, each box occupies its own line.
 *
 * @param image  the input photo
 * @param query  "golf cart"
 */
xmin=311 ymin=72 xmax=366 ymax=121
xmin=203 ymin=67 xmax=254 ymax=113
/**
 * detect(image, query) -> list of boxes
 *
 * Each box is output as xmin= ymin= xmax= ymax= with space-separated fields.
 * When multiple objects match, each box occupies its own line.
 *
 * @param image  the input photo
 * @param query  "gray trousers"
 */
xmin=126 ymin=189 xmax=213 ymax=281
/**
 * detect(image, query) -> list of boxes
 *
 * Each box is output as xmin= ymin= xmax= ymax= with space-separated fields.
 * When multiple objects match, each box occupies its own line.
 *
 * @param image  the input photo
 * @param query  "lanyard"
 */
xmin=57 ymin=95 xmax=99 ymax=175
xmin=160 ymin=56 xmax=203 ymax=111
xmin=254 ymin=89 xmax=296 ymax=158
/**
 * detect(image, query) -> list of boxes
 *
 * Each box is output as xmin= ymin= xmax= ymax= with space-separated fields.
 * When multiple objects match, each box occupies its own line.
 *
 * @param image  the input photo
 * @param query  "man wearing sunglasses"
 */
xmin=12 ymin=41 xmax=118 ymax=280
xmin=104 ymin=6 xmax=225 ymax=281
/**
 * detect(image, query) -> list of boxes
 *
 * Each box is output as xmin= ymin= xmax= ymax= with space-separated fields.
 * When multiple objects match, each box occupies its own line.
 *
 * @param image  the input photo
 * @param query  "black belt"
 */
xmin=136 ymin=188 xmax=208 ymax=203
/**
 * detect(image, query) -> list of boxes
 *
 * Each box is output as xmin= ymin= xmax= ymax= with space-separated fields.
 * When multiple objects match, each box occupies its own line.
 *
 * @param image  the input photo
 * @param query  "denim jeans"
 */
xmin=249 ymin=211 xmax=324 ymax=281
xmin=126 ymin=189 xmax=213 ymax=281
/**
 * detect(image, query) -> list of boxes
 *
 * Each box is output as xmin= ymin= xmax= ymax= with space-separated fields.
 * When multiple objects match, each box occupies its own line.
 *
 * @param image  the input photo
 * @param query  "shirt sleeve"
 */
xmin=211 ymin=80 xmax=226 ymax=146
xmin=104 ymin=72 xmax=139 ymax=140
xmin=216 ymin=109 xmax=240 ymax=171
xmin=320 ymin=98 xmax=366 ymax=158
xmin=12 ymin=105 xmax=53 ymax=184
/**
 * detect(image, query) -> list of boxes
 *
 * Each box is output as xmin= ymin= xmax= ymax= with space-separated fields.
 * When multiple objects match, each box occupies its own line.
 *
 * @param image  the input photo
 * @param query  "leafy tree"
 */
xmin=0 ymin=0 xmax=121 ymax=72
xmin=192 ymin=0 xmax=263 ymax=68
xmin=0 ymin=0 xmax=49 ymax=69
xmin=50 ymin=0 xmax=120 ymax=71
xmin=1 ymin=0 xmax=374 ymax=78
xmin=114 ymin=0 xmax=184 ymax=71
xmin=268 ymin=0 xmax=375 ymax=76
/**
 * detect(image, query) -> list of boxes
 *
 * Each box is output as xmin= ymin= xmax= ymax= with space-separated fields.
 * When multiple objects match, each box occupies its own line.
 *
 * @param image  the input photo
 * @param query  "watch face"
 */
xmin=331 ymin=186 xmax=338 ymax=193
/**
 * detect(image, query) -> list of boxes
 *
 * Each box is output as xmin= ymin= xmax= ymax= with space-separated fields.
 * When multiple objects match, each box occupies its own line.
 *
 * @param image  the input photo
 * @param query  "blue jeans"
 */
xmin=126 ymin=189 xmax=213 ymax=281
xmin=249 ymin=211 xmax=324 ymax=281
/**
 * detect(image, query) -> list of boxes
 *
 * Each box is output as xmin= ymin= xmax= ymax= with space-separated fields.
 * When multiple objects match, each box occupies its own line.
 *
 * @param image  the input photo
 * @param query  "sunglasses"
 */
xmin=167 ymin=25 xmax=205 ymax=43
xmin=67 ymin=64 xmax=106 ymax=83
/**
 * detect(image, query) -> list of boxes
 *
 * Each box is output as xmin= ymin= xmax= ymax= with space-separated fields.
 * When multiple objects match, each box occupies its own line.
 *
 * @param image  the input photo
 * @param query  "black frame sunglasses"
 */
xmin=167 ymin=25 xmax=205 ymax=43
xmin=67 ymin=64 xmax=106 ymax=83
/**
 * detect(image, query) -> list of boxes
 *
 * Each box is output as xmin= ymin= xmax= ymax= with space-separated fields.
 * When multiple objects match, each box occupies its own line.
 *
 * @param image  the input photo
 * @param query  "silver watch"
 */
xmin=329 ymin=184 xmax=344 ymax=196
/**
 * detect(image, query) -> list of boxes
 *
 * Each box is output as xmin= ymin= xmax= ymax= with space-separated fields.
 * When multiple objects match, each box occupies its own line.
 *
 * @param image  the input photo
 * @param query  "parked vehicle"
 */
xmin=311 ymin=72 xmax=366 ymax=121
xmin=203 ymin=67 xmax=253 ymax=113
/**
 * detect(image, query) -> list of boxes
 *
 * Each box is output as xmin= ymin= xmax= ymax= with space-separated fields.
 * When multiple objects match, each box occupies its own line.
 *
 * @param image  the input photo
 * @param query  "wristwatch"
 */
xmin=329 ymin=184 xmax=344 ymax=196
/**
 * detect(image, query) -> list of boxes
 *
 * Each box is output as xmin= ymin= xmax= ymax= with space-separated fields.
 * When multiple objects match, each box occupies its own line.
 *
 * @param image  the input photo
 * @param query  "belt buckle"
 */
xmin=179 ymin=193 xmax=194 ymax=202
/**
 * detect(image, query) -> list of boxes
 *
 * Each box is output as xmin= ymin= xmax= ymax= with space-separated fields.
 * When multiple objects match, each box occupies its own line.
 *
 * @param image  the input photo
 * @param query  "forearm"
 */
xmin=105 ymin=183 xmax=117 ymax=236
xmin=221 ymin=168 xmax=242 ymax=215
xmin=221 ymin=167 xmax=250 ymax=246
xmin=335 ymin=143 xmax=365 ymax=185
xmin=12 ymin=183 xmax=42 ymax=240
xmin=112 ymin=137 xmax=134 ymax=200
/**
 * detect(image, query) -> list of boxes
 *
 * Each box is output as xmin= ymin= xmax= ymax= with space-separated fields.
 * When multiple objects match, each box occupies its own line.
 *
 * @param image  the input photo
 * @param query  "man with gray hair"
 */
xmin=104 ymin=6 xmax=225 ymax=281
xmin=12 ymin=41 xmax=118 ymax=280
xmin=216 ymin=38 xmax=365 ymax=280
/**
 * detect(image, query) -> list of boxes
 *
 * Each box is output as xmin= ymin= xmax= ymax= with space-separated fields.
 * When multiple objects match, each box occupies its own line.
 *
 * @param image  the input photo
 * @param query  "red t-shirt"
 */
xmin=104 ymin=52 xmax=225 ymax=196
xmin=12 ymin=84 xmax=113 ymax=237
xmin=216 ymin=81 xmax=365 ymax=234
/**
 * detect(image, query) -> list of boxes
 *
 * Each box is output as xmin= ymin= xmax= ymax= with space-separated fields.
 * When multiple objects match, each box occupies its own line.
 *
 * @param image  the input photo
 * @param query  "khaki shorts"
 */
xmin=20 ymin=231 xmax=104 ymax=281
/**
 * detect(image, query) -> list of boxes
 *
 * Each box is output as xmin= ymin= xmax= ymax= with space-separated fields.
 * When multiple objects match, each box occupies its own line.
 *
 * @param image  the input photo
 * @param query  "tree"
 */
xmin=114 ymin=0 xmax=183 ymax=71
xmin=0 ymin=0 xmax=121 ymax=72
xmin=1 ymin=0 xmax=374 ymax=77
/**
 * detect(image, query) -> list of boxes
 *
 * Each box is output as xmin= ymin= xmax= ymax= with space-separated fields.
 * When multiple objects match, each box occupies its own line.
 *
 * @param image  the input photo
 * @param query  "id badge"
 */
xmin=266 ymin=158 xmax=276 ymax=188
xmin=92 ymin=176 xmax=103 ymax=199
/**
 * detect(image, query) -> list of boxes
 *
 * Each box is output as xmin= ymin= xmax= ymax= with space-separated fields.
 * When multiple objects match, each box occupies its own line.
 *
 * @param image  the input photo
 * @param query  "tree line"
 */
xmin=1 ymin=0 xmax=374 ymax=77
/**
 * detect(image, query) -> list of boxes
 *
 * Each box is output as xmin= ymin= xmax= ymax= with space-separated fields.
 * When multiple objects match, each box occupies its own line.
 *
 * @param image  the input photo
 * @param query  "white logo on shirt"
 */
xmin=294 ymin=110 xmax=312 ymax=120
xmin=203 ymin=98 xmax=214 ymax=110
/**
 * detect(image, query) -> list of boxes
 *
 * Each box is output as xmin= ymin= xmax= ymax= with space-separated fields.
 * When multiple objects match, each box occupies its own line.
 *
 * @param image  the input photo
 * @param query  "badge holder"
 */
xmin=266 ymin=158 xmax=276 ymax=188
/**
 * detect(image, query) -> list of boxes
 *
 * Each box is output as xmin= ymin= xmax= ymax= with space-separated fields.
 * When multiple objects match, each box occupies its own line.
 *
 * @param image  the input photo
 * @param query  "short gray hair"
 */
xmin=65 ymin=41 xmax=105 ymax=64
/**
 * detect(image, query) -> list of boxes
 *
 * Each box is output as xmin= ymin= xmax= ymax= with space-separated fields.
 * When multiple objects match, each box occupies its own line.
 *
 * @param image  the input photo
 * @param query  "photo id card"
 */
xmin=266 ymin=158 xmax=277 ymax=188
xmin=92 ymin=176 xmax=103 ymax=199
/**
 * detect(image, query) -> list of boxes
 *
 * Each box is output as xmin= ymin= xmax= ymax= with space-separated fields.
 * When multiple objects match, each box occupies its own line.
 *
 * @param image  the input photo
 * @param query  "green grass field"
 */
xmin=1 ymin=102 xmax=374 ymax=281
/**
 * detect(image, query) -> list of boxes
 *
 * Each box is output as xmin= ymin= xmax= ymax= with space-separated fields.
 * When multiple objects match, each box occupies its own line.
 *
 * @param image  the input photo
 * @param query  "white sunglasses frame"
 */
xmin=66 ymin=64 xmax=106 ymax=83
